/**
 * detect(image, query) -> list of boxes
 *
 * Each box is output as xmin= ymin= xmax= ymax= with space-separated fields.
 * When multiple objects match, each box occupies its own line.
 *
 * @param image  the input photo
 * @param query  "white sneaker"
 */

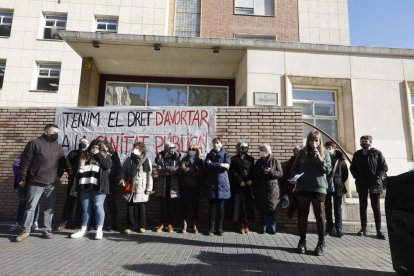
xmin=71 ymin=230 xmax=88 ymax=238
xmin=31 ymin=222 xmax=39 ymax=231
xmin=9 ymin=223 xmax=21 ymax=231
xmin=95 ymin=229 xmax=103 ymax=240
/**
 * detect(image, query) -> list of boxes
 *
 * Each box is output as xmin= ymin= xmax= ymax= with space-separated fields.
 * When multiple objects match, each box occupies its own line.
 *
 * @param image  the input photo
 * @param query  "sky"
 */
xmin=348 ymin=0 xmax=414 ymax=49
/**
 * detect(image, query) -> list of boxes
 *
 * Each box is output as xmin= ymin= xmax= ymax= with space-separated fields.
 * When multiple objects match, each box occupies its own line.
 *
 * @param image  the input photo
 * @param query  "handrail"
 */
xmin=303 ymin=121 xmax=352 ymax=163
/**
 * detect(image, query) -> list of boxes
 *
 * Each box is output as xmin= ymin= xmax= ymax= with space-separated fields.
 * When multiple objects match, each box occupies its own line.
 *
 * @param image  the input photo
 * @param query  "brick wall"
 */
xmin=0 ymin=107 xmax=302 ymax=232
xmin=201 ymin=0 xmax=299 ymax=41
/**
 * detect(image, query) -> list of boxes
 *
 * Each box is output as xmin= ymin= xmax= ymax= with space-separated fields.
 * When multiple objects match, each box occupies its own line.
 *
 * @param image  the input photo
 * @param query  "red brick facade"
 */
xmin=201 ymin=0 xmax=299 ymax=41
xmin=0 ymin=107 xmax=302 ymax=231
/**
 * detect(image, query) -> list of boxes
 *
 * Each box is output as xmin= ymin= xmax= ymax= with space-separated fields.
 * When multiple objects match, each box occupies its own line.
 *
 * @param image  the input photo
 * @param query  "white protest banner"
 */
xmin=55 ymin=106 xmax=216 ymax=162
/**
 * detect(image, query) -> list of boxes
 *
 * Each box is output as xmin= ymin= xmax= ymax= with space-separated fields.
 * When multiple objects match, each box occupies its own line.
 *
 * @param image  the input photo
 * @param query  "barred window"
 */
xmin=0 ymin=11 xmax=13 ymax=37
xmin=36 ymin=63 xmax=61 ymax=91
xmin=174 ymin=0 xmax=201 ymax=37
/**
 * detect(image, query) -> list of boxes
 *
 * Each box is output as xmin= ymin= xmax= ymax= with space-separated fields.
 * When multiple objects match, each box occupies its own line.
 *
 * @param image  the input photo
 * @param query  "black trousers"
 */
xmin=160 ymin=196 xmax=176 ymax=225
xmin=105 ymin=183 xmax=118 ymax=230
xmin=181 ymin=186 xmax=200 ymax=221
xmin=60 ymin=181 xmax=81 ymax=227
xmin=126 ymin=201 xmax=146 ymax=229
xmin=358 ymin=192 xmax=382 ymax=231
xmin=297 ymin=195 xmax=326 ymax=241
xmin=209 ymin=199 xmax=225 ymax=229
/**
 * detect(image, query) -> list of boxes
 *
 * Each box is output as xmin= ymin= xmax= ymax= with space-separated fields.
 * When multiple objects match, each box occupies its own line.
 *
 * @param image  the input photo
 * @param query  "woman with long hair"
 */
xmin=290 ymin=130 xmax=331 ymax=256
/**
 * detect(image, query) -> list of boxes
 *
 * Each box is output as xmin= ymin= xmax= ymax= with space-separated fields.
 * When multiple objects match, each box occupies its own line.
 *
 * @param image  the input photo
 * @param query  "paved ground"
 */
xmin=0 ymin=223 xmax=395 ymax=276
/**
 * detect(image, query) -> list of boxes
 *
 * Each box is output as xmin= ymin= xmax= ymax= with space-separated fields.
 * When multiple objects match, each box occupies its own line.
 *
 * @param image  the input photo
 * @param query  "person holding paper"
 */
xmin=291 ymin=130 xmax=332 ymax=256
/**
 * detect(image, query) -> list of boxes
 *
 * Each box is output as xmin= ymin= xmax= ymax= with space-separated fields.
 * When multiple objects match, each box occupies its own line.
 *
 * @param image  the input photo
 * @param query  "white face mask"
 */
xmin=213 ymin=143 xmax=222 ymax=151
xmin=259 ymin=151 xmax=267 ymax=158
xmin=188 ymin=150 xmax=196 ymax=158
xmin=91 ymin=148 xmax=98 ymax=155
xmin=133 ymin=148 xmax=141 ymax=156
xmin=326 ymin=149 xmax=334 ymax=155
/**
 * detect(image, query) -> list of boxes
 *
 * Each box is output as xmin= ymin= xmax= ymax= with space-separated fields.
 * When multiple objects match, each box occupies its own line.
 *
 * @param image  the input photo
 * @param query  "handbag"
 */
xmin=122 ymin=177 xmax=133 ymax=193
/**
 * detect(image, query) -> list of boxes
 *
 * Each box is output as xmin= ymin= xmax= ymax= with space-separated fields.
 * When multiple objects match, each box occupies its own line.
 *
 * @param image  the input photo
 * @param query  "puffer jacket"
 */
xmin=204 ymin=148 xmax=231 ymax=199
xmin=120 ymin=156 xmax=153 ymax=203
xmin=155 ymin=150 xmax=181 ymax=198
xmin=350 ymin=148 xmax=388 ymax=194
xmin=254 ymin=156 xmax=283 ymax=212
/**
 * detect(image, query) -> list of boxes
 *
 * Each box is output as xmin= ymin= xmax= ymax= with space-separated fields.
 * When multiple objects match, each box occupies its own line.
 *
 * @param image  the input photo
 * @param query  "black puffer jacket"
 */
xmin=350 ymin=148 xmax=388 ymax=194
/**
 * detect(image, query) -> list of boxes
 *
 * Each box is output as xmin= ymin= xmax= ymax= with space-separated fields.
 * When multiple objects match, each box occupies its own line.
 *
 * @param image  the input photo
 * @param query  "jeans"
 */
xmin=325 ymin=193 xmax=343 ymax=231
xmin=261 ymin=210 xmax=276 ymax=231
xmin=22 ymin=182 xmax=57 ymax=231
xmin=79 ymin=190 xmax=106 ymax=228
xmin=17 ymin=186 xmax=40 ymax=224
xmin=358 ymin=192 xmax=382 ymax=231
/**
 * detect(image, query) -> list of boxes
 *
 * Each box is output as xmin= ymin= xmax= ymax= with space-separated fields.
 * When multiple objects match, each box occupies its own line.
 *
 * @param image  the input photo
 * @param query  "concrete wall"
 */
xmin=0 ymin=106 xmax=303 ymax=231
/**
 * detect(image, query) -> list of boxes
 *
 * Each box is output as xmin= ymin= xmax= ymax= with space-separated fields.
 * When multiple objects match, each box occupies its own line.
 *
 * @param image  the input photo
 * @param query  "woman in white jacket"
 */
xmin=120 ymin=142 xmax=153 ymax=234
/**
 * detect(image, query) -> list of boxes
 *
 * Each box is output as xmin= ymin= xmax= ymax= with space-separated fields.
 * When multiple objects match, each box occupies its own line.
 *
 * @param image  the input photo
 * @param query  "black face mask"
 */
xmin=240 ymin=146 xmax=249 ymax=154
xmin=48 ymin=133 xmax=58 ymax=142
xmin=360 ymin=143 xmax=370 ymax=150
xmin=78 ymin=143 xmax=87 ymax=151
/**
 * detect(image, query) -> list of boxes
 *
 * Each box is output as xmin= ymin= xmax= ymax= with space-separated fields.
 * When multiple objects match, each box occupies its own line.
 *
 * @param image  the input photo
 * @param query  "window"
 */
xmin=0 ymin=60 xmax=5 ymax=89
xmin=36 ymin=63 xmax=61 ymax=91
xmin=174 ymin=0 xmax=201 ymax=37
xmin=235 ymin=34 xmax=275 ymax=40
xmin=0 ymin=11 xmax=13 ymax=37
xmin=105 ymin=82 xmax=229 ymax=106
xmin=96 ymin=18 xmax=118 ymax=33
xmin=43 ymin=15 xmax=66 ymax=39
xmin=234 ymin=0 xmax=274 ymax=16
xmin=293 ymin=89 xmax=337 ymax=141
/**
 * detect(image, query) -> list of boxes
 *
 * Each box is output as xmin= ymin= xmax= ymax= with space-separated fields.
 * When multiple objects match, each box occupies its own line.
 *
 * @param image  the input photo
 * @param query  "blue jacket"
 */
xmin=204 ymin=148 xmax=231 ymax=199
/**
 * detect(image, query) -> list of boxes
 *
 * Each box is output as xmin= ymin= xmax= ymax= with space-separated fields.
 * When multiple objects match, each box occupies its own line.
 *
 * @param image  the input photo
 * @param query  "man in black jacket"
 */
xmin=350 ymin=135 xmax=388 ymax=240
xmin=15 ymin=124 xmax=66 ymax=242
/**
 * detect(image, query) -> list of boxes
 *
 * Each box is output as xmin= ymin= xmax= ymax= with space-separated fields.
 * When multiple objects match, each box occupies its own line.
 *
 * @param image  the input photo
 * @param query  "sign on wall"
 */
xmin=254 ymin=92 xmax=279 ymax=106
xmin=55 ymin=106 xmax=216 ymax=162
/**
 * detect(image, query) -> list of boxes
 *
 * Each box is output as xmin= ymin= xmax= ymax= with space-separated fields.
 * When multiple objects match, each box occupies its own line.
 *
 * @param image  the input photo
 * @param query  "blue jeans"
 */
xmin=17 ymin=186 xmax=40 ymax=224
xmin=325 ymin=193 xmax=343 ymax=231
xmin=80 ymin=190 xmax=106 ymax=228
xmin=22 ymin=182 xmax=57 ymax=231
xmin=261 ymin=210 xmax=276 ymax=231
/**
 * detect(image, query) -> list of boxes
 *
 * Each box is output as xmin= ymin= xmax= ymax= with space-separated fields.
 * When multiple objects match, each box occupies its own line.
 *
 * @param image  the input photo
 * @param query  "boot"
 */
xmin=297 ymin=238 xmax=306 ymax=254
xmin=376 ymin=230 xmax=386 ymax=240
xmin=182 ymin=220 xmax=187 ymax=234
xmin=314 ymin=239 xmax=325 ymax=256
xmin=357 ymin=227 xmax=367 ymax=236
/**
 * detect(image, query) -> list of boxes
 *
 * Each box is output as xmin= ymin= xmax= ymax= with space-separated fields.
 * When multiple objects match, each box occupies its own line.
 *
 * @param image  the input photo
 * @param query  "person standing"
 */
xmin=154 ymin=142 xmax=181 ymax=233
xmin=120 ymin=142 xmax=153 ymax=234
xmin=179 ymin=145 xmax=204 ymax=234
xmin=15 ymin=124 xmax=66 ymax=242
xmin=280 ymin=146 xmax=301 ymax=218
xmin=350 ymin=135 xmax=388 ymax=240
xmin=254 ymin=144 xmax=283 ymax=235
xmin=205 ymin=137 xmax=231 ymax=236
xmin=229 ymin=142 xmax=255 ymax=234
xmin=291 ymin=130 xmax=331 ymax=256
xmin=70 ymin=139 xmax=112 ymax=240
xmin=324 ymin=142 xmax=348 ymax=238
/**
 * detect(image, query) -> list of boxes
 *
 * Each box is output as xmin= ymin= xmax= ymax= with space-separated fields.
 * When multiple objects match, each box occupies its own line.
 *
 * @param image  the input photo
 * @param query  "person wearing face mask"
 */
xmin=280 ymin=146 xmax=302 ymax=218
xmin=253 ymin=144 xmax=283 ymax=235
xmin=229 ymin=142 xmax=255 ymax=234
xmin=154 ymin=142 xmax=181 ymax=233
xmin=350 ymin=135 xmax=388 ymax=240
xmin=16 ymin=124 xmax=67 ymax=242
xmin=178 ymin=145 xmax=204 ymax=233
xmin=57 ymin=137 xmax=90 ymax=231
xmin=290 ymin=130 xmax=332 ymax=256
xmin=324 ymin=141 xmax=348 ymax=238
xmin=205 ymin=137 xmax=231 ymax=236
xmin=119 ymin=142 xmax=153 ymax=234
xmin=70 ymin=139 xmax=112 ymax=240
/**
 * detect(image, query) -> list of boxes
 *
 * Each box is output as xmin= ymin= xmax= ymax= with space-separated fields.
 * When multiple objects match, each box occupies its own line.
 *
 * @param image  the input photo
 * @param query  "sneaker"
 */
xmin=217 ymin=228 xmax=224 ymax=236
xmin=167 ymin=224 xmax=174 ymax=233
xmin=95 ymin=229 xmax=103 ymax=240
xmin=123 ymin=229 xmax=132 ymax=235
xmin=57 ymin=223 xmax=66 ymax=231
xmin=376 ymin=230 xmax=386 ymax=240
xmin=297 ymin=238 xmax=306 ymax=254
xmin=32 ymin=222 xmax=39 ymax=231
xmin=42 ymin=230 xmax=53 ymax=239
xmin=71 ymin=230 xmax=88 ymax=238
xmin=139 ymin=228 xmax=146 ymax=233
xmin=357 ymin=228 xmax=367 ymax=236
xmin=154 ymin=224 xmax=164 ymax=233
xmin=15 ymin=230 xmax=30 ymax=242
xmin=9 ymin=223 xmax=21 ymax=231
xmin=314 ymin=240 xmax=325 ymax=256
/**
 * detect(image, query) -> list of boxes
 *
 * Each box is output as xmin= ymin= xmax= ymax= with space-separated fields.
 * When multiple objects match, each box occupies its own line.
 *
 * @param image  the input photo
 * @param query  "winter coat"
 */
xmin=155 ymin=150 xmax=181 ymax=198
xmin=179 ymin=156 xmax=205 ymax=188
xmin=326 ymin=150 xmax=349 ymax=196
xmin=290 ymin=151 xmax=332 ymax=194
xmin=120 ymin=156 xmax=153 ymax=203
xmin=280 ymin=156 xmax=296 ymax=195
xmin=350 ymin=148 xmax=388 ymax=194
xmin=204 ymin=148 xmax=231 ymax=199
xmin=12 ymin=156 xmax=21 ymax=190
xmin=65 ymin=149 xmax=82 ymax=186
xmin=254 ymin=156 xmax=283 ymax=212
xmin=19 ymin=134 xmax=66 ymax=185
xmin=229 ymin=154 xmax=254 ymax=194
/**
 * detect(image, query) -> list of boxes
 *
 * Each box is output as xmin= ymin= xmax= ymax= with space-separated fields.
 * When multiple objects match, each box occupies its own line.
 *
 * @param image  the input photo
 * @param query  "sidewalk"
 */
xmin=0 ymin=223 xmax=394 ymax=276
